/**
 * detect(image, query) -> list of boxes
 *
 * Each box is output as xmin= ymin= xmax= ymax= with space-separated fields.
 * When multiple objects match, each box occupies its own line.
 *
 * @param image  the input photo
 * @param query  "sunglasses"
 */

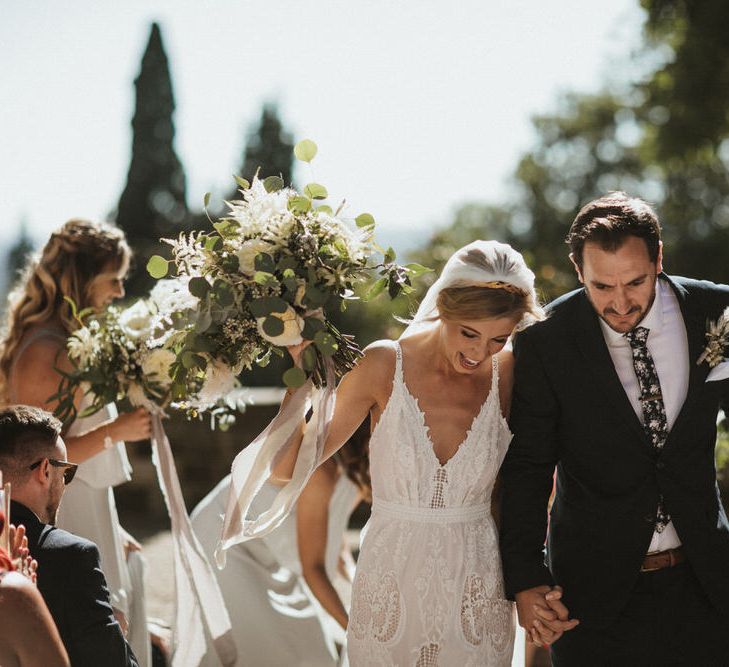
xmin=29 ymin=458 xmax=79 ymax=485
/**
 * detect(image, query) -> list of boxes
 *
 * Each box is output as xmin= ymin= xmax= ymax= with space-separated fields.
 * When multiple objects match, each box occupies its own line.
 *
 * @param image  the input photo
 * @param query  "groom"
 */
xmin=500 ymin=192 xmax=729 ymax=665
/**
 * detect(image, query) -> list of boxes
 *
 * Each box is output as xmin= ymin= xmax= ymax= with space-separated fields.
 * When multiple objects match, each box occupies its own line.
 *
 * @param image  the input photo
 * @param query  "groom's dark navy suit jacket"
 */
xmin=11 ymin=500 xmax=138 ymax=667
xmin=499 ymin=274 xmax=729 ymax=627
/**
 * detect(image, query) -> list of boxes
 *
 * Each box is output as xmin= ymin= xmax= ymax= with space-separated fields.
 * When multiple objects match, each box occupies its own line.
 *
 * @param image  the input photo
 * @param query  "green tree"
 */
xmin=237 ymin=104 xmax=294 ymax=187
xmin=414 ymin=1 xmax=729 ymax=299
xmin=116 ymin=22 xmax=188 ymax=296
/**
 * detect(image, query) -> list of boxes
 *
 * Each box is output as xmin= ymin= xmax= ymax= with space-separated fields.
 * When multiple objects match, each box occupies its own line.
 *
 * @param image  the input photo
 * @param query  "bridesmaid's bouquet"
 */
xmin=53 ymin=280 xmax=244 ymax=429
xmin=146 ymin=140 xmax=428 ymax=395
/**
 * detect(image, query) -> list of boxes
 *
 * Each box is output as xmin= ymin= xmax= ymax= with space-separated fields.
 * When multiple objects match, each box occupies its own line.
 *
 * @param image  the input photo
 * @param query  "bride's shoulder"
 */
xmin=357 ymin=339 xmax=397 ymax=375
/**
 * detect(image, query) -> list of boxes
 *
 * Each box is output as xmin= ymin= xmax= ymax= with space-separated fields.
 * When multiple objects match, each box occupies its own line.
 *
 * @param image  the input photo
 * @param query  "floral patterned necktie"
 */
xmin=625 ymin=326 xmax=671 ymax=532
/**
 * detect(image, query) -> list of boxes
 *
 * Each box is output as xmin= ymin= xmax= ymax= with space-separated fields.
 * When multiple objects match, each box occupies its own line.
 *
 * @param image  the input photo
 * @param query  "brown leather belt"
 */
xmin=640 ymin=547 xmax=685 ymax=572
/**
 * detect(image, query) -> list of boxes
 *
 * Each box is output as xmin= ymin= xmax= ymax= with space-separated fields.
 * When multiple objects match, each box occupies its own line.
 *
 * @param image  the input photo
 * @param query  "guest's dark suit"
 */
xmin=11 ymin=500 xmax=138 ymax=667
xmin=499 ymin=275 xmax=729 ymax=662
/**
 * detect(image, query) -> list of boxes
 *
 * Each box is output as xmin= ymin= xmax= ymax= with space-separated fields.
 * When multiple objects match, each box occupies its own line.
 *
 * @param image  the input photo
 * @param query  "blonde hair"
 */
xmin=436 ymin=283 xmax=543 ymax=330
xmin=0 ymin=219 xmax=131 ymax=401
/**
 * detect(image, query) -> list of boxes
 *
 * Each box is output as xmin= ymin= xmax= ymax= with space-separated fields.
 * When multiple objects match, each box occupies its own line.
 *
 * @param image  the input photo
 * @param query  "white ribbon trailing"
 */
xmin=707 ymin=360 xmax=729 ymax=383
xmin=215 ymin=365 xmax=336 ymax=568
xmin=150 ymin=415 xmax=237 ymax=667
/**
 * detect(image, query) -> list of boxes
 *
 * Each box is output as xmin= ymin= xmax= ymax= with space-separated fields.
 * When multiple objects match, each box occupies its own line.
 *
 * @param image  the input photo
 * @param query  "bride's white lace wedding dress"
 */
xmin=347 ymin=341 xmax=515 ymax=666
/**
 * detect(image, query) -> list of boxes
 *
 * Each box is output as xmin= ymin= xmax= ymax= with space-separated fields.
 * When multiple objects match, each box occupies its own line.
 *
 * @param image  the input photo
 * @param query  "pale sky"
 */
xmin=0 ymin=0 xmax=644 ymax=269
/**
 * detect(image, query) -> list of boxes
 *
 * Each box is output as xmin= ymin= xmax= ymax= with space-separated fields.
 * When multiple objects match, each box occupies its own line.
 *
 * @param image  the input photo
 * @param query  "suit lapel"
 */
xmin=663 ymin=275 xmax=710 ymax=438
xmin=571 ymin=290 xmax=651 ymax=448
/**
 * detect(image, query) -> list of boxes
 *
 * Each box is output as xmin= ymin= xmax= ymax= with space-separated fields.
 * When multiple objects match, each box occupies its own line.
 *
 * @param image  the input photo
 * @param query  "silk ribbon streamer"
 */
xmin=215 ymin=362 xmax=336 ymax=567
xmin=150 ymin=415 xmax=237 ymax=667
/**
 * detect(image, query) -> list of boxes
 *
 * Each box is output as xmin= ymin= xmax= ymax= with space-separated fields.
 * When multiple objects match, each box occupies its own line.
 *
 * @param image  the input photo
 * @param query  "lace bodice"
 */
xmin=368 ymin=341 xmax=512 ymax=509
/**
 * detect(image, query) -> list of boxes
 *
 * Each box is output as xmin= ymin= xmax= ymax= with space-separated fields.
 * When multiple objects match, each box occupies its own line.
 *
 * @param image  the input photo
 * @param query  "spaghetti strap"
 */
xmin=392 ymin=340 xmax=406 ymax=394
xmin=491 ymin=353 xmax=500 ymax=391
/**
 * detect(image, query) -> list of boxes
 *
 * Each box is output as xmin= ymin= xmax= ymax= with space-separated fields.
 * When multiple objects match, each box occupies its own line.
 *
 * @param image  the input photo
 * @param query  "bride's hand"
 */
xmin=287 ymin=341 xmax=313 ymax=368
xmin=109 ymin=408 xmax=152 ymax=442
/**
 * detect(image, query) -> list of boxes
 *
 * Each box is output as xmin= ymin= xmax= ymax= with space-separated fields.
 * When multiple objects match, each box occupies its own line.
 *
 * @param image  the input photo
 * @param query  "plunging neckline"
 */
xmin=401 ymin=382 xmax=493 ymax=468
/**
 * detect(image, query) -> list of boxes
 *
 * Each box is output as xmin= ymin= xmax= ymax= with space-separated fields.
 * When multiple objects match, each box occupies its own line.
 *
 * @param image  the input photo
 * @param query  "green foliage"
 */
xmin=147 ymin=255 xmax=169 ymax=279
xmin=294 ymin=139 xmax=318 ymax=163
xmin=413 ymin=2 xmax=729 ymax=299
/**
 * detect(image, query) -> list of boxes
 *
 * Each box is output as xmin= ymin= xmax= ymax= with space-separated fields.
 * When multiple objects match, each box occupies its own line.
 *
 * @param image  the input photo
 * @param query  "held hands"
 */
xmin=110 ymin=407 xmax=152 ymax=442
xmin=515 ymin=585 xmax=579 ymax=647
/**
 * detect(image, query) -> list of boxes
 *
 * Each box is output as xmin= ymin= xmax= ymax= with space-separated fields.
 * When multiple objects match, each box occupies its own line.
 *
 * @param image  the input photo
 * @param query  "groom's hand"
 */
xmin=515 ymin=585 xmax=579 ymax=646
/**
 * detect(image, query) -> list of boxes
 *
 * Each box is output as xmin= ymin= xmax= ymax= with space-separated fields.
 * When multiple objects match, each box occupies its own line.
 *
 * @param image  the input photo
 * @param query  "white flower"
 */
xmin=196 ymin=358 xmax=237 ymax=408
xmin=227 ymin=179 xmax=294 ymax=237
xmin=141 ymin=348 xmax=176 ymax=387
xmin=67 ymin=327 xmax=100 ymax=368
xmin=150 ymin=277 xmax=199 ymax=315
xmin=118 ymin=300 xmax=154 ymax=341
xmin=256 ymin=305 xmax=304 ymax=347
xmin=236 ymin=239 xmax=274 ymax=275
xmin=316 ymin=212 xmax=370 ymax=261
xmin=127 ymin=382 xmax=160 ymax=413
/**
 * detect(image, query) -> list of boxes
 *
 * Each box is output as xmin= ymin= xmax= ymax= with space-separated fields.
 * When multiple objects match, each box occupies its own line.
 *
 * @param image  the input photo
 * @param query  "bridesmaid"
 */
xmin=0 ymin=219 xmax=154 ymax=666
xmin=191 ymin=425 xmax=370 ymax=667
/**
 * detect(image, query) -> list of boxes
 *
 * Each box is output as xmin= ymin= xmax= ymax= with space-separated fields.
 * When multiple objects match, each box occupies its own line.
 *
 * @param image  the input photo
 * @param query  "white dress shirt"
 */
xmin=598 ymin=279 xmax=689 ymax=553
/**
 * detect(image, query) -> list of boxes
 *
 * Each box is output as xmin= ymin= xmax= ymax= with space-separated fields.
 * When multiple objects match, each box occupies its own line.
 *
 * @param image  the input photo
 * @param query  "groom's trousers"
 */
xmin=550 ymin=562 xmax=729 ymax=667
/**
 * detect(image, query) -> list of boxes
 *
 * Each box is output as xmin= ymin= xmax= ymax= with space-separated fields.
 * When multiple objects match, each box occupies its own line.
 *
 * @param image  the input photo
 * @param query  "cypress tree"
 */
xmin=236 ymin=103 xmax=294 ymax=188
xmin=116 ymin=22 xmax=187 ymax=296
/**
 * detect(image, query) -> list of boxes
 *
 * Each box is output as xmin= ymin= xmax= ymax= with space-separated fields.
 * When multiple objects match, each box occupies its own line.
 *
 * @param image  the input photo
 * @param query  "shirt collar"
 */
xmin=598 ymin=278 xmax=664 ymax=347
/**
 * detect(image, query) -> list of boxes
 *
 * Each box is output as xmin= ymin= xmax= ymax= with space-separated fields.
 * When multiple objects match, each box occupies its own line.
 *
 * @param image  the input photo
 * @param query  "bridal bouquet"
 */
xmin=146 ymin=140 xmax=428 ymax=395
xmin=53 ymin=279 xmax=243 ymax=429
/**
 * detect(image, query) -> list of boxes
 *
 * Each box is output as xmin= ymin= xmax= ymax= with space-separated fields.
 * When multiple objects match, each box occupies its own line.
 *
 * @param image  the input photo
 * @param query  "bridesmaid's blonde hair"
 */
xmin=0 ymin=219 xmax=131 ymax=401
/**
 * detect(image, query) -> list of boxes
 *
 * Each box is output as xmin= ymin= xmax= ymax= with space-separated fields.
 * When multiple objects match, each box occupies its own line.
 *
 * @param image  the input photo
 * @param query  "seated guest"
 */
xmin=0 ymin=405 xmax=138 ymax=667
xmin=0 ymin=537 xmax=70 ymax=666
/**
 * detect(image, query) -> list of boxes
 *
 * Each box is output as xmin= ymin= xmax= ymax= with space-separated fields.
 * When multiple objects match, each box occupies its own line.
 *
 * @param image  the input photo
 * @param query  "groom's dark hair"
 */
xmin=566 ymin=192 xmax=662 ymax=268
xmin=0 ymin=405 xmax=62 ymax=482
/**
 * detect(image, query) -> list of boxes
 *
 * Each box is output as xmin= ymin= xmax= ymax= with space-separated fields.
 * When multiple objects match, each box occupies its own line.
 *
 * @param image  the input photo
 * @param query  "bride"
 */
xmin=222 ymin=240 xmax=543 ymax=665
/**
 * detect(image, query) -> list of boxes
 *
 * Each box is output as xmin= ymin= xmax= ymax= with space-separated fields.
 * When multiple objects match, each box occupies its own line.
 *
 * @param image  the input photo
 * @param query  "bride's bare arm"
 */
xmin=271 ymin=341 xmax=392 ymax=483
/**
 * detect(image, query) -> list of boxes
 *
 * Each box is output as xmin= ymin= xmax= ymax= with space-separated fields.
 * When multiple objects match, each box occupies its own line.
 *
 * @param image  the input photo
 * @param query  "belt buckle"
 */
xmin=640 ymin=563 xmax=661 ymax=573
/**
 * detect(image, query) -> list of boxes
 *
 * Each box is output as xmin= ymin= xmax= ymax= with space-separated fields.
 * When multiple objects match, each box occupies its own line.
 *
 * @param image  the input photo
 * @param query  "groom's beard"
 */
xmin=586 ymin=282 xmax=657 ymax=334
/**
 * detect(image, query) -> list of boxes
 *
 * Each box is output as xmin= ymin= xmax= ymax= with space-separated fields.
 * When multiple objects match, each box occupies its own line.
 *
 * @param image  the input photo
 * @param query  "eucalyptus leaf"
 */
xmin=262 ymin=316 xmax=285 ymax=337
xmin=147 ymin=255 xmax=169 ymax=279
xmin=186 ymin=333 xmax=217 ymax=353
xmin=355 ymin=213 xmax=375 ymax=228
xmin=304 ymin=183 xmax=328 ymax=200
xmin=221 ymin=253 xmax=240 ymax=272
xmin=288 ymin=195 xmax=312 ymax=214
xmin=263 ymin=175 xmax=284 ymax=193
xmin=194 ymin=309 xmax=213 ymax=333
xmin=294 ymin=139 xmax=318 ymax=162
xmin=188 ymin=277 xmax=211 ymax=298
xmin=316 ymin=205 xmax=334 ymax=215
xmin=301 ymin=345 xmax=318 ymax=372
xmin=384 ymin=246 xmax=397 ymax=264
xmin=404 ymin=262 xmax=433 ymax=278
xmin=234 ymin=175 xmax=250 ymax=190
xmin=314 ymin=330 xmax=338 ymax=357
xmin=204 ymin=235 xmax=221 ymax=251
xmin=254 ymin=271 xmax=278 ymax=288
xmin=283 ymin=366 xmax=307 ymax=388
xmin=364 ymin=277 xmax=387 ymax=301
xmin=302 ymin=316 xmax=326 ymax=340
xmin=249 ymin=296 xmax=288 ymax=318
xmin=212 ymin=280 xmax=234 ymax=307
xmin=304 ymin=285 xmax=327 ymax=308
xmin=277 ymin=256 xmax=298 ymax=271
xmin=254 ymin=253 xmax=276 ymax=273
xmin=204 ymin=192 xmax=211 ymax=208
